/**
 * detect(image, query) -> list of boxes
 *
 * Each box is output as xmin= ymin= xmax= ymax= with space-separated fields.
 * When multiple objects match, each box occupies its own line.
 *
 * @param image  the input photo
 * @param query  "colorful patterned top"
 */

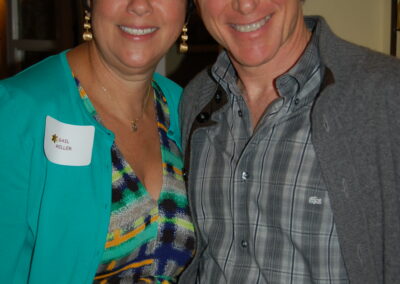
xmin=75 ymin=78 xmax=195 ymax=283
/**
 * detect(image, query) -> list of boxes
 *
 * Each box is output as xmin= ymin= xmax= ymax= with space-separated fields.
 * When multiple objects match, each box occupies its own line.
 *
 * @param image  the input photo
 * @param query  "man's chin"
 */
xmin=228 ymin=51 xmax=275 ymax=70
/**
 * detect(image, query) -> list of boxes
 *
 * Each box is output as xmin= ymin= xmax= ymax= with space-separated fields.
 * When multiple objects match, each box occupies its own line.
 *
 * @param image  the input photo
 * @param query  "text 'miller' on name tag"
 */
xmin=44 ymin=116 xmax=95 ymax=166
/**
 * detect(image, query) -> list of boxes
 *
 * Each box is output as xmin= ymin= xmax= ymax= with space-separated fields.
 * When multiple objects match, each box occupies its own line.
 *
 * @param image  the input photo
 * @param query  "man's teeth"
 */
xmin=232 ymin=15 xmax=271 ymax=33
xmin=120 ymin=26 xmax=157 ymax=35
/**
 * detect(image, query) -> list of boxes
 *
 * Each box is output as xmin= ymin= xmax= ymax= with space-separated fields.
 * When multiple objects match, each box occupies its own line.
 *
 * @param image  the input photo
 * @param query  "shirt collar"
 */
xmin=211 ymin=51 xmax=238 ymax=96
xmin=276 ymin=18 xmax=320 ymax=98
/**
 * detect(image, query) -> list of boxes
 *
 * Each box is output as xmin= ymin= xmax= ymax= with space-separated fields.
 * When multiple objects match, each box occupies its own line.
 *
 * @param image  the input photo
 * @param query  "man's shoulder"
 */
xmin=359 ymin=49 xmax=400 ymax=77
xmin=337 ymin=40 xmax=400 ymax=73
xmin=315 ymin=28 xmax=400 ymax=121
xmin=317 ymin=16 xmax=400 ymax=82
xmin=333 ymin=43 xmax=400 ymax=87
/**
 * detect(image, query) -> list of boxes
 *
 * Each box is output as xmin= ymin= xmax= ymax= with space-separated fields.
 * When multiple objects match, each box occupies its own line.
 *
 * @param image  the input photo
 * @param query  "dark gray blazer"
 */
xmin=179 ymin=17 xmax=400 ymax=283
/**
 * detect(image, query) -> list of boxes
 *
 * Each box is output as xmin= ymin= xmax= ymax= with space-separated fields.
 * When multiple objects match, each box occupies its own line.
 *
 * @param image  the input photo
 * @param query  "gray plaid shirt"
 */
xmin=188 ymin=19 xmax=349 ymax=283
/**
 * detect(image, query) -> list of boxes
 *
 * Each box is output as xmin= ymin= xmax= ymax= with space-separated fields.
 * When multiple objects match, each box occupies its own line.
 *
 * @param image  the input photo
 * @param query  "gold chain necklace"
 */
xmin=100 ymin=83 xmax=153 ymax=132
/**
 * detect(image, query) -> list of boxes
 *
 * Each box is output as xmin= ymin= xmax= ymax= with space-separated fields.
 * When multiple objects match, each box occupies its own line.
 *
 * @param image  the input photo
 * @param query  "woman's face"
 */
xmin=90 ymin=0 xmax=186 ymax=74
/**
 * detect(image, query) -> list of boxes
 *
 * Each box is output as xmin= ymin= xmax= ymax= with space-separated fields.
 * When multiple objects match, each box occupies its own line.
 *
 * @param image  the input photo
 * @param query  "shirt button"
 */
xmin=241 ymin=240 xmax=248 ymax=248
xmin=241 ymin=171 xmax=250 ymax=180
xmin=238 ymin=110 xmax=243 ymax=117
xmin=196 ymin=112 xmax=210 ymax=123
xmin=294 ymin=98 xmax=300 ymax=105
xmin=215 ymin=90 xmax=222 ymax=103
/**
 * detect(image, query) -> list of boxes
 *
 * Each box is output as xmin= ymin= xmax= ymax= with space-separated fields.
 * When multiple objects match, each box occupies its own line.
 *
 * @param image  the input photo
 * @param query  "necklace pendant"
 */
xmin=131 ymin=120 xmax=138 ymax=132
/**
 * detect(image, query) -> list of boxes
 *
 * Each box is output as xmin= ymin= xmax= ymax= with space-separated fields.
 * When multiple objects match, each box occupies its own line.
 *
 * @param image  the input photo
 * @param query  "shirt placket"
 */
xmin=229 ymin=92 xmax=286 ymax=274
xmin=232 ymin=97 xmax=251 ymax=252
xmin=228 ymin=95 xmax=260 ymax=270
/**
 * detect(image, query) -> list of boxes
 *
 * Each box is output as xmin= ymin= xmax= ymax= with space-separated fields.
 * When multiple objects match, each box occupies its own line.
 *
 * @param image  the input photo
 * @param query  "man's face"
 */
xmin=195 ymin=0 xmax=307 ymax=69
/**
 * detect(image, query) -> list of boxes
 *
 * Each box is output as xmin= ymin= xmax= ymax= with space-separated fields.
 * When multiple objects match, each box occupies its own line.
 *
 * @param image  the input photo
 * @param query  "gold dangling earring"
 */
xmin=179 ymin=24 xmax=188 ymax=53
xmin=82 ymin=10 xmax=93 ymax=41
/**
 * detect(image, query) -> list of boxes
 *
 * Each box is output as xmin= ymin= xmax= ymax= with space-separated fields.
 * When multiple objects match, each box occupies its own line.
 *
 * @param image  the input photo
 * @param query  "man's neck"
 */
xmin=232 ymin=19 xmax=312 ymax=129
xmin=235 ymin=22 xmax=311 ymax=100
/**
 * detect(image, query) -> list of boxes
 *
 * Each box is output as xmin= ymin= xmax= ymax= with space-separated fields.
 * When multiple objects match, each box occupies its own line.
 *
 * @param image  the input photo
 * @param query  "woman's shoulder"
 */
xmin=0 ymin=52 xmax=72 ymax=112
xmin=0 ymin=52 xmax=76 ymax=132
xmin=1 ymin=52 xmax=69 ymax=95
xmin=153 ymin=73 xmax=183 ymax=151
xmin=153 ymin=72 xmax=182 ymax=103
xmin=153 ymin=72 xmax=182 ymax=90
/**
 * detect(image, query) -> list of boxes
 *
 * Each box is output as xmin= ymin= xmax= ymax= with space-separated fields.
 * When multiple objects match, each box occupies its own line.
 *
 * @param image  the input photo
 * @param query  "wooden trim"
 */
xmin=390 ymin=0 xmax=398 ymax=56
xmin=0 ymin=0 xmax=7 ymax=78
xmin=5 ymin=0 xmax=82 ymax=76
xmin=6 ymin=0 xmax=13 ymax=71
xmin=9 ymin=39 xmax=59 ymax=51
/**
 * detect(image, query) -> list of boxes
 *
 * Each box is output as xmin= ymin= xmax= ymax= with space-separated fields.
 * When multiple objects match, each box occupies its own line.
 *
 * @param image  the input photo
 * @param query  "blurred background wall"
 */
xmin=0 ymin=0 xmax=398 ymax=83
xmin=303 ymin=0 xmax=391 ymax=54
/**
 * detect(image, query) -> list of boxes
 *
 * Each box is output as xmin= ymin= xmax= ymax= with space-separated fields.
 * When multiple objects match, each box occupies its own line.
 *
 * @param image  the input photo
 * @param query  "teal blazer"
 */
xmin=0 ymin=51 xmax=182 ymax=283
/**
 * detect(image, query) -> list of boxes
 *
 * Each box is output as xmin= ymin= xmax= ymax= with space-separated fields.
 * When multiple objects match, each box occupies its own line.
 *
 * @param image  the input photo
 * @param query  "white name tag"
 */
xmin=44 ymin=116 xmax=95 ymax=166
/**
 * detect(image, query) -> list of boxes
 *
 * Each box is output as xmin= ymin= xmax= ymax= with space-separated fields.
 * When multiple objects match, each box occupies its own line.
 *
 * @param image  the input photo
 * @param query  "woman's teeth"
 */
xmin=120 ymin=26 xmax=157 ymax=35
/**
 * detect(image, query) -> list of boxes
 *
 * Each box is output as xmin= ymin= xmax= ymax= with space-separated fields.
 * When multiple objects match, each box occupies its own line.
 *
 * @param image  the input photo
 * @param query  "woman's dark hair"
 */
xmin=186 ymin=0 xmax=195 ymax=23
xmin=82 ymin=0 xmax=90 ymax=11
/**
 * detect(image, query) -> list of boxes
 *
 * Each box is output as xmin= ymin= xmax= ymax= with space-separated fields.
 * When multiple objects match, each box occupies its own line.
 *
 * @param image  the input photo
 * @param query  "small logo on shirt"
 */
xmin=308 ymin=196 xmax=322 ymax=205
